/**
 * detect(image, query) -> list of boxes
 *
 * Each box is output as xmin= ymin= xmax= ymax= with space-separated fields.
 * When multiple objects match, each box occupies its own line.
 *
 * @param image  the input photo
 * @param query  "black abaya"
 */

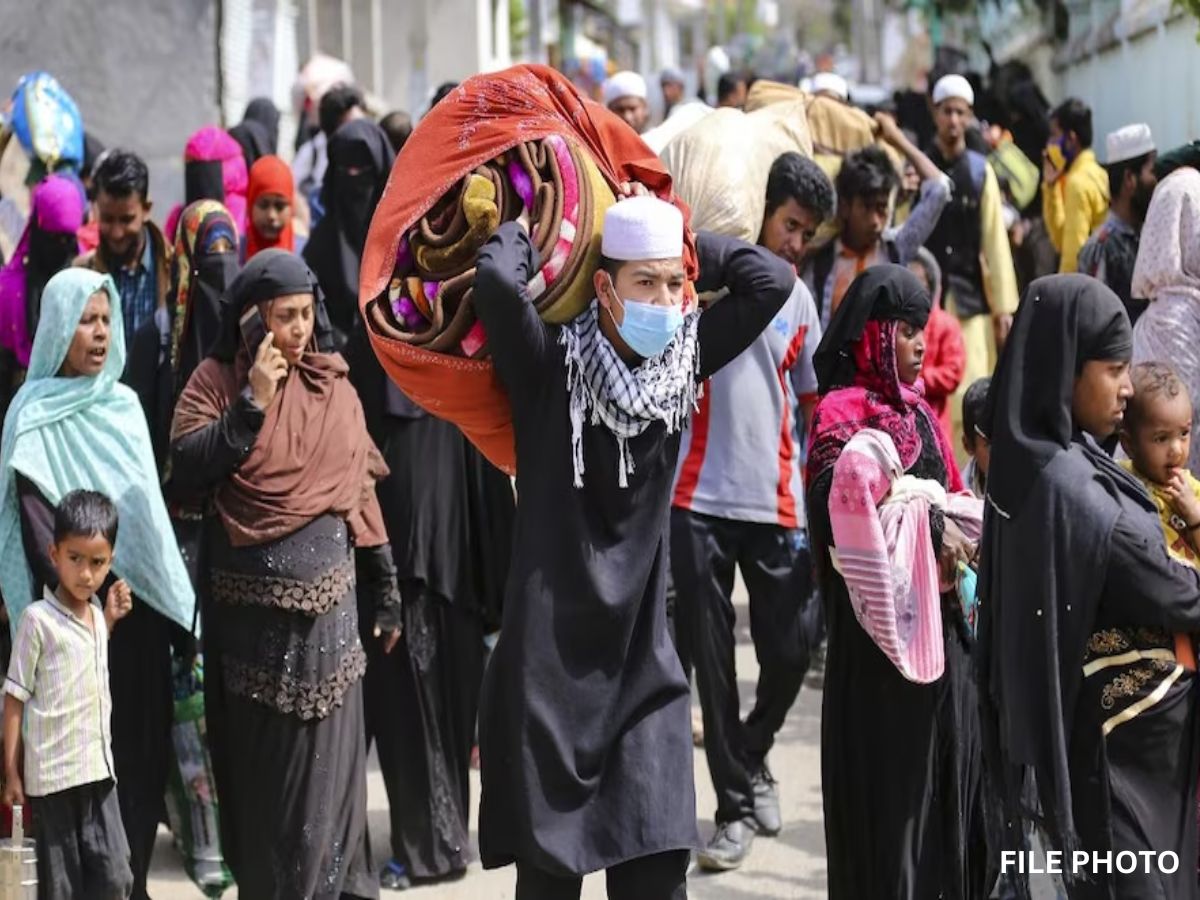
xmin=808 ymin=416 xmax=992 ymax=900
xmin=347 ymin=328 xmax=514 ymax=879
xmin=980 ymin=275 xmax=1200 ymax=898
xmin=304 ymin=120 xmax=395 ymax=348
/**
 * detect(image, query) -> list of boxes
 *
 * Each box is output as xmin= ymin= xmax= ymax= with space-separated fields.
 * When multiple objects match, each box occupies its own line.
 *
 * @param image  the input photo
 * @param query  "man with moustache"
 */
xmin=1078 ymin=124 xmax=1158 ymax=325
xmin=76 ymin=150 xmax=172 ymax=431
xmin=77 ymin=151 xmax=170 ymax=343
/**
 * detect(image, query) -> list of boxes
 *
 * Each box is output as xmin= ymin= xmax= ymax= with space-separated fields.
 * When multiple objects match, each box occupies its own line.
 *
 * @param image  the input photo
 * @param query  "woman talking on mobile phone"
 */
xmin=168 ymin=249 xmax=403 ymax=898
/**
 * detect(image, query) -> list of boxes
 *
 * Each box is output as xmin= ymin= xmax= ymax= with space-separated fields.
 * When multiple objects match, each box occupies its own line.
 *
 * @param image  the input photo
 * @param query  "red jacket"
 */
xmin=922 ymin=305 xmax=966 ymax=443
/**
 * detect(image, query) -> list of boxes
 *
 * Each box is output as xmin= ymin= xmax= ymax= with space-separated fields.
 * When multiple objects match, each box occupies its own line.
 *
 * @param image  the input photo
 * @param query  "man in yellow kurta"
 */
xmin=1043 ymin=97 xmax=1109 ymax=273
xmin=923 ymin=74 xmax=1020 ymax=454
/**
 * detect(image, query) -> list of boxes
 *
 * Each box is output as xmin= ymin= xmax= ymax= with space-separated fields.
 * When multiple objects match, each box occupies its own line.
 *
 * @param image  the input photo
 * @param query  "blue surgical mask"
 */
xmin=606 ymin=276 xmax=684 ymax=359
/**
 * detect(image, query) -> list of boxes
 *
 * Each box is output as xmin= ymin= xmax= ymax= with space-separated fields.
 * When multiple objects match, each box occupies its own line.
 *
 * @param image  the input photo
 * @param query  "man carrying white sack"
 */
xmin=473 ymin=193 xmax=793 ymax=899
xmin=603 ymin=70 xmax=650 ymax=134
xmin=672 ymin=153 xmax=835 ymax=872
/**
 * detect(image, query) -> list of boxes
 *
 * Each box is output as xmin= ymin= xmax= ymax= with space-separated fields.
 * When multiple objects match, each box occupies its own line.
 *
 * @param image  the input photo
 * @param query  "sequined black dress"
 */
xmin=171 ymin=391 xmax=388 ymax=900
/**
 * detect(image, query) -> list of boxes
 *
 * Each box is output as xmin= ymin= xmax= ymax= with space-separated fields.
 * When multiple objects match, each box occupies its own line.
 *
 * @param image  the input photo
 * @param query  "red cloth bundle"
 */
xmin=359 ymin=64 xmax=695 ymax=474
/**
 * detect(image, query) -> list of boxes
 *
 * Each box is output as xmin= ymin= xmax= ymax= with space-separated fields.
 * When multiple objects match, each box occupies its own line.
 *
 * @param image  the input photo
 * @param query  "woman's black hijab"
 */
xmin=211 ymin=249 xmax=335 ymax=363
xmin=303 ymin=118 xmax=395 ymax=348
xmin=812 ymin=263 xmax=931 ymax=394
xmin=978 ymin=274 xmax=1153 ymax=874
xmin=229 ymin=98 xmax=281 ymax=169
xmin=185 ymin=162 xmax=225 ymax=207
xmin=985 ymin=274 xmax=1135 ymax=519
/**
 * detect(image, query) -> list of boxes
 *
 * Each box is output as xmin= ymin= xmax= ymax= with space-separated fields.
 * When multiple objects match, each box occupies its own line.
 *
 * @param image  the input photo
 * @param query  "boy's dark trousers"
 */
xmin=30 ymin=778 xmax=134 ymax=900
xmin=670 ymin=507 xmax=821 ymax=825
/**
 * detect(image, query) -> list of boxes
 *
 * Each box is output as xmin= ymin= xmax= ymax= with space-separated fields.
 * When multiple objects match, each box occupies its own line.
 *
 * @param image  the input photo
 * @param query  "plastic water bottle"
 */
xmin=0 ymin=804 xmax=36 ymax=899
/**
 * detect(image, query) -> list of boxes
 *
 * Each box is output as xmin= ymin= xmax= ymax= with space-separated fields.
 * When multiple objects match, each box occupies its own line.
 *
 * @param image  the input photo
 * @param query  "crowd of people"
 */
xmin=0 ymin=47 xmax=1197 ymax=900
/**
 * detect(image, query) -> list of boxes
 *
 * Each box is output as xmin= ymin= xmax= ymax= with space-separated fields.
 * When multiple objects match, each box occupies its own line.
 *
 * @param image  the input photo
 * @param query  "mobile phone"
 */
xmin=239 ymin=306 xmax=268 ymax=357
xmin=1044 ymin=142 xmax=1066 ymax=173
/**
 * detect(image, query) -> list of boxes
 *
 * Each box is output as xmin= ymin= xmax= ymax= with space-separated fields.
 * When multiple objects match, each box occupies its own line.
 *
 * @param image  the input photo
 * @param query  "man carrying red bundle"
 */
xmin=473 ymin=193 xmax=793 ymax=898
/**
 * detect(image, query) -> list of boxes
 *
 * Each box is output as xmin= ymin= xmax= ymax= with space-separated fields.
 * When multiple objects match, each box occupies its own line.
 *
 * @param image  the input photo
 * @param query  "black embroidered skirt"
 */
xmin=204 ymin=514 xmax=377 ymax=899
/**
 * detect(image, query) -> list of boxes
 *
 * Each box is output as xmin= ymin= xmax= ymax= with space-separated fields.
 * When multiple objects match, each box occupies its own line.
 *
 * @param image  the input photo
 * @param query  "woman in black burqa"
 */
xmin=805 ymin=264 xmax=992 ymax=900
xmin=303 ymin=118 xmax=394 ymax=348
xmin=346 ymin=327 xmax=515 ymax=890
xmin=229 ymin=98 xmax=281 ymax=170
xmin=979 ymin=274 xmax=1200 ymax=900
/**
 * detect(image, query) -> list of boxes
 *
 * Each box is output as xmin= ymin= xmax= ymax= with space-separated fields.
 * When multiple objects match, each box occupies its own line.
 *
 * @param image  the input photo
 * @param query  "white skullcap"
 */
xmin=603 ymin=71 xmax=648 ymax=106
xmin=601 ymin=196 xmax=684 ymax=261
xmin=1106 ymin=123 xmax=1155 ymax=165
xmin=810 ymin=72 xmax=849 ymax=102
xmin=932 ymin=74 xmax=974 ymax=107
xmin=660 ymin=66 xmax=686 ymax=85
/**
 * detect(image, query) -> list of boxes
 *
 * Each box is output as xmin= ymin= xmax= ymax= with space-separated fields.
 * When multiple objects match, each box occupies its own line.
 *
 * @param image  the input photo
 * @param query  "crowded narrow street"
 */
xmin=150 ymin=582 xmax=830 ymax=899
xmin=5 ymin=0 xmax=1200 ymax=898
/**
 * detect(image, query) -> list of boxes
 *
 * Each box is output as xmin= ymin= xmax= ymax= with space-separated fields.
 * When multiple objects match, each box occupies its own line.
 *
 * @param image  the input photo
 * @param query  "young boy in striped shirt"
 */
xmin=2 ymin=490 xmax=134 ymax=899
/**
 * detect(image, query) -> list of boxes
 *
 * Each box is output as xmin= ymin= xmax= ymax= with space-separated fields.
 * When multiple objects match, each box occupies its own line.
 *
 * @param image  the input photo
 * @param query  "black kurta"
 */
xmin=809 ymin=414 xmax=992 ymax=900
xmin=472 ymin=224 xmax=793 ymax=876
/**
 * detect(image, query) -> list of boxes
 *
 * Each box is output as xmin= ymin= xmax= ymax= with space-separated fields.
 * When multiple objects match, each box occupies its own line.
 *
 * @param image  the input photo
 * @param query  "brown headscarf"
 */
xmin=172 ymin=250 xmax=388 ymax=548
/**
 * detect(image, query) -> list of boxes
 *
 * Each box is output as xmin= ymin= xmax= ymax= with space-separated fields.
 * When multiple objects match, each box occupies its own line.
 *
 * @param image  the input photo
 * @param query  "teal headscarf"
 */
xmin=0 ymin=268 xmax=196 ymax=631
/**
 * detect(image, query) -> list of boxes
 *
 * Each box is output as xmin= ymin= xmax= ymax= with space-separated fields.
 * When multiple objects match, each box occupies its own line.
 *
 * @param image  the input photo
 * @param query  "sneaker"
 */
xmin=381 ymin=860 xmax=411 ymax=891
xmin=696 ymin=818 xmax=756 ymax=872
xmin=751 ymin=765 xmax=782 ymax=836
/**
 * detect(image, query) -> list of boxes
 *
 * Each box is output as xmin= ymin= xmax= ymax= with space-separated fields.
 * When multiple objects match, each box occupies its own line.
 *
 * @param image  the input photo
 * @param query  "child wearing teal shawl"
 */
xmin=0 ymin=267 xmax=195 ymax=895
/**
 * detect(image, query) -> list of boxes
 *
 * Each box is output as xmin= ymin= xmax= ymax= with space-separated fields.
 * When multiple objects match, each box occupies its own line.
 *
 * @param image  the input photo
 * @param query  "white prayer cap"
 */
xmin=809 ymin=72 xmax=849 ymax=102
xmin=1106 ymin=123 xmax=1155 ymax=165
xmin=932 ymin=74 xmax=974 ymax=107
xmin=660 ymin=66 xmax=686 ymax=86
xmin=603 ymin=71 xmax=648 ymax=106
xmin=601 ymin=196 xmax=684 ymax=261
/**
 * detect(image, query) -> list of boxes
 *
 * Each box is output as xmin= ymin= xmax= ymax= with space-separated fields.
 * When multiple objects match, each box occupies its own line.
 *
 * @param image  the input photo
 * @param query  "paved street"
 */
xmin=150 ymin=581 xmax=830 ymax=899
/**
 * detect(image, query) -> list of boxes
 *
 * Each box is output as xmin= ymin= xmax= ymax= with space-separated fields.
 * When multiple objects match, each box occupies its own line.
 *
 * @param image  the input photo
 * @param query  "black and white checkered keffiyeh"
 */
xmin=560 ymin=300 xmax=701 ymax=488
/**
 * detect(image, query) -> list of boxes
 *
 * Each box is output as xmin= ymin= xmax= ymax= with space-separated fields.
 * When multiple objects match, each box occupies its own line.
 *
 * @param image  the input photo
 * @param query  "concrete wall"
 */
xmin=374 ymin=0 xmax=513 ymax=119
xmin=0 ymin=0 xmax=221 ymax=219
xmin=1058 ymin=12 xmax=1200 ymax=151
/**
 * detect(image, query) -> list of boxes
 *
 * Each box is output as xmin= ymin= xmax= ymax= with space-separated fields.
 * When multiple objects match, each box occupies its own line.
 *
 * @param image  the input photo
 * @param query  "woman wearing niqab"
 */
xmin=229 ymin=98 xmax=281 ymax=170
xmin=980 ymin=274 xmax=1200 ymax=899
xmin=126 ymin=199 xmax=239 ymax=469
xmin=303 ymin=118 xmax=394 ymax=348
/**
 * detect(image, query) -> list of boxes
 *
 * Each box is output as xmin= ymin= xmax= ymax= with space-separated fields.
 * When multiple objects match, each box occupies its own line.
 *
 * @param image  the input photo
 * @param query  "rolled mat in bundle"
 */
xmin=359 ymin=64 xmax=697 ymax=474
xmin=365 ymin=137 xmax=614 ymax=371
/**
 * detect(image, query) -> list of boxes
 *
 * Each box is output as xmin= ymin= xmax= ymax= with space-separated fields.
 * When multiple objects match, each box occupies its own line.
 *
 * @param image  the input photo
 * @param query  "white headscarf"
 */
xmin=1132 ymin=167 xmax=1200 ymax=305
